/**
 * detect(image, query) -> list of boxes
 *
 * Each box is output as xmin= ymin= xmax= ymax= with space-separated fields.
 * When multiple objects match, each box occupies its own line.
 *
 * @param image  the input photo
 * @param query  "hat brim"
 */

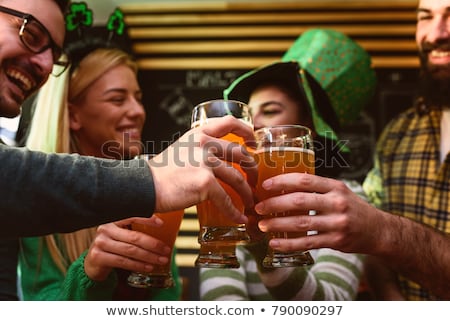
xmin=224 ymin=61 xmax=306 ymax=106
xmin=224 ymin=60 xmax=347 ymax=151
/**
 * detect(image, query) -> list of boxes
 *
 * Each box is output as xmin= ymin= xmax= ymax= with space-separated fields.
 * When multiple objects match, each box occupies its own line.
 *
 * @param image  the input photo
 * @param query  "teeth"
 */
xmin=431 ymin=50 xmax=450 ymax=58
xmin=7 ymin=69 xmax=34 ymax=91
xmin=121 ymin=128 xmax=139 ymax=135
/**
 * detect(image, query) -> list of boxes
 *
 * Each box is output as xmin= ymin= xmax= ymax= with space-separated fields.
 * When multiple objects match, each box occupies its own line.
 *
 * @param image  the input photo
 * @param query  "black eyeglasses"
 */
xmin=0 ymin=5 xmax=69 ymax=77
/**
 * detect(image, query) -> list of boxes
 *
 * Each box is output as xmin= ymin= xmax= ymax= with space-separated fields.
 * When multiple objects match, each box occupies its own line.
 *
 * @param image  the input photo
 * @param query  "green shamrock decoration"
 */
xmin=66 ymin=2 xmax=93 ymax=32
xmin=107 ymin=8 xmax=125 ymax=37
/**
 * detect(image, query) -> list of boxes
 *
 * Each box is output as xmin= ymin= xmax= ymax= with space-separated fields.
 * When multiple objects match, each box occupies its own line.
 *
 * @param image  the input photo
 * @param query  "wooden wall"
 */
xmin=122 ymin=1 xmax=418 ymax=70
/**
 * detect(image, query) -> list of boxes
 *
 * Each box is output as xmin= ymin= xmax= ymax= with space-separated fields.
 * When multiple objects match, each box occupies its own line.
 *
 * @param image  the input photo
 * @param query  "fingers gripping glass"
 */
xmin=0 ymin=5 xmax=69 ymax=76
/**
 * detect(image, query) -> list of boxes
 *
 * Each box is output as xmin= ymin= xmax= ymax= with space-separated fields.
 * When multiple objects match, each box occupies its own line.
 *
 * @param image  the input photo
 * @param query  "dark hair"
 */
xmin=253 ymin=79 xmax=312 ymax=123
xmin=303 ymin=70 xmax=340 ymax=134
xmin=252 ymin=78 xmax=348 ymax=178
xmin=298 ymin=71 xmax=351 ymax=178
xmin=54 ymin=0 xmax=70 ymax=14
xmin=66 ymin=37 xmax=122 ymax=71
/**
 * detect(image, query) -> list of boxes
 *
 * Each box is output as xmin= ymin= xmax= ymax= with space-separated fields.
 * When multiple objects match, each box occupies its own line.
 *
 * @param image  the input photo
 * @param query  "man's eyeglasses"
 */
xmin=0 ymin=5 xmax=69 ymax=77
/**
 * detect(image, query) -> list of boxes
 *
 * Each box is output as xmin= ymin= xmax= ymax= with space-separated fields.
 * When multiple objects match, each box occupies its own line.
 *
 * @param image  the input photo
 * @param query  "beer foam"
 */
xmin=191 ymin=118 xmax=253 ymax=129
xmin=254 ymin=146 xmax=314 ymax=155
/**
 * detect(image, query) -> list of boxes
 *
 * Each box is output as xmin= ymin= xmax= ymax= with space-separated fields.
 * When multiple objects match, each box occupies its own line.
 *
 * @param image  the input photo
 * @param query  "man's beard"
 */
xmin=418 ymin=42 xmax=450 ymax=108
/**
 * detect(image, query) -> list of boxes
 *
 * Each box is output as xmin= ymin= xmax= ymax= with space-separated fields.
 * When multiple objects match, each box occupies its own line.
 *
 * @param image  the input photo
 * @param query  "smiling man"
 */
xmin=0 ymin=0 xmax=66 ymax=117
xmin=0 ymin=0 xmax=252 ymax=241
xmin=0 ymin=0 xmax=255 ymax=300
xmin=360 ymin=0 xmax=450 ymax=299
xmin=0 ymin=0 xmax=69 ymax=301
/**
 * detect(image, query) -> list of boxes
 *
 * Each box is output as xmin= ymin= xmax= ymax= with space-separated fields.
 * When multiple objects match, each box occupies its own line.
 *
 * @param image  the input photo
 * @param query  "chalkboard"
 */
xmin=139 ymin=69 xmax=245 ymax=153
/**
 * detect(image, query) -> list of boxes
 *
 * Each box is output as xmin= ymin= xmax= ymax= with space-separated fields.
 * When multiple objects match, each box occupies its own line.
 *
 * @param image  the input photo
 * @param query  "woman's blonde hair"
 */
xmin=25 ymin=47 xmax=138 ymax=273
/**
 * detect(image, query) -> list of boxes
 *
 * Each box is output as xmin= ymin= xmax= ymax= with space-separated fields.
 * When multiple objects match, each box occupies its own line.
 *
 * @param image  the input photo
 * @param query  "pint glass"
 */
xmin=253 ymin=125 xmax=315 ymax=267
xmin=128 ymin=154 xmax=184 ymax=288
xmin=191 ymin=99 xmax=252 ymax=268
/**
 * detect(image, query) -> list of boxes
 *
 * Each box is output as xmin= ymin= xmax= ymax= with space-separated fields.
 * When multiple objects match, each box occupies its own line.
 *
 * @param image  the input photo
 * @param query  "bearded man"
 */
xmin=251 ymin=0 xmax=450 ymax=300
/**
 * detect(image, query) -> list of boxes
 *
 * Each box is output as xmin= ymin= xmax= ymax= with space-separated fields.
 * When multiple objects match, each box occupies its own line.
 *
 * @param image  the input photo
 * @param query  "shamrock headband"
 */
xmin=63 ymin=2 xmax=133 ymax=72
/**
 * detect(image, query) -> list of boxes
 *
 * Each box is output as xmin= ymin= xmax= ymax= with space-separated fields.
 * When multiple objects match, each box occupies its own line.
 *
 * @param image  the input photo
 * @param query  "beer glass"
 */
xmin=128 ymin=154 xmax=184 ymax=288
xmin=191 ymin=99 xmax=252 ymax=268
xmin=253 ymin=125 xmax=315 ymax=267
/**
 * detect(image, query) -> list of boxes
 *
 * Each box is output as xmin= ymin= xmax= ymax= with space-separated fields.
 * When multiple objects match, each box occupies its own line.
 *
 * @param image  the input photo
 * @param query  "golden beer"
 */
xmin=253 ymin=125 xmax=315 ymax=267
xmin=254 ymin=147 xmax=314 ymax=238
xmin=191 ymin=99 xmax=252 ymax=268
xmin=194 ymin=132 xmax=250 ymax=268
xmin=128 ymin=210 xmax=184 ymax=288
xmin=196 ymin=133 xmax=248 ymax=241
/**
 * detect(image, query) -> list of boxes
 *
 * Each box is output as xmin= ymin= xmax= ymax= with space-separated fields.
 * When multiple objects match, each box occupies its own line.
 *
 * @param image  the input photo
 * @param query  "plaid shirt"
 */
xmin=363 ymin=103 xmax=449 ymax=300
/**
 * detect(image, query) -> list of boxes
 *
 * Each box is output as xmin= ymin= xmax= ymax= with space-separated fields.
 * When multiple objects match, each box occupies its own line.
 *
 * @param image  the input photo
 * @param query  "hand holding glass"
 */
xmin=253 ymin=125 xmax=315 ymax=268
xmin=127 ymin=154 xmax=184 ymax=288
xmin=191 ymin=99 xmax=252 ymax=268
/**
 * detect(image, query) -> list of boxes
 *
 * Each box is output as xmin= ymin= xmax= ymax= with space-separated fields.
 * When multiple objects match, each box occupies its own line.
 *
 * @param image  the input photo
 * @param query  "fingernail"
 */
xmin=255 ymin=202 xmax=264 ymax=214
xmin=258 ymin=221 xmax=267 ymax=232
xmin=144 ymin=265 xmax=153 ymax=272
xmin=158 ymin=256 xmax=169 ymax=264
xmin=269 ymin=239 xmax=280 ymax=248
xmin=262 ymin=179 xmax=273 ymax=190
xmin=153 ymin=217 xmax=164 ymax=226
xmin=163 ymin=246 xmax=171 ymax=255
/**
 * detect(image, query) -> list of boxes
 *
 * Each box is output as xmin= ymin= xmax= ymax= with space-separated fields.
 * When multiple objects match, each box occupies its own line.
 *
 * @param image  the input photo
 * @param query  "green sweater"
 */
xmin=19 ymin=237 xmax=182 ymax=300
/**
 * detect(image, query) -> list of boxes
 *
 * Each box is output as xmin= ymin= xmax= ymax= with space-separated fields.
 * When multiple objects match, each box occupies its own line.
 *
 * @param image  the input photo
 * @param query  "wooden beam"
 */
xmin=120 ymin=1 xmax=417 ymax=13
xmin=125 ymin=12 xmax=416 ymax=25
xmin=128 ymin=25 xmax=416 ymax=39
xmin=137 ymin=56 xmax=420 ymax=70
xmin=133 ymin=39 xmax=416 ymax=54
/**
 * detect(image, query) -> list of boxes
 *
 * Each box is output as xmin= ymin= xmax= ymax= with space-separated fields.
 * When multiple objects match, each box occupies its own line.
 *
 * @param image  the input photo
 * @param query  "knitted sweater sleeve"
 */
xmin=0 ymin=145 xmax=155 ymax=238
xmin=20 ymin=238 xmax=183 ymax=301
xmin=19 ymin=237 xmax=118 ymax=300
xmin=61 ymin=252 xmax=119 ymax=300
xmin=64 ymin=252 xmax=183 ymax=301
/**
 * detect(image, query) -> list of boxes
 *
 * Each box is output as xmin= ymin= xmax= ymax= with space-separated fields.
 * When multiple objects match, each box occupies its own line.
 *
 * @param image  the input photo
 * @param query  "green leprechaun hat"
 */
xmin=224 ymin=28 xmax=376 ymax=144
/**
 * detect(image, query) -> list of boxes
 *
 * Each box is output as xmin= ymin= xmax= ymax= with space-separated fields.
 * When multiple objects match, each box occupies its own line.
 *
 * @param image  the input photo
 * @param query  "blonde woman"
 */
xmin=19 ymin=38 xmax=181 ymax=300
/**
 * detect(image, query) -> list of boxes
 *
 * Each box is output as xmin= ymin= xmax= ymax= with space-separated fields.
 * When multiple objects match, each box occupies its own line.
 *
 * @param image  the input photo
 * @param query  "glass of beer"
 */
xmin=191 ymin=99 xmax=252 ymax=268
xmin=253 ymin=125 xmax=315 ymax=268
xmin=127 ymin=154 xmax=184 ymax=288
